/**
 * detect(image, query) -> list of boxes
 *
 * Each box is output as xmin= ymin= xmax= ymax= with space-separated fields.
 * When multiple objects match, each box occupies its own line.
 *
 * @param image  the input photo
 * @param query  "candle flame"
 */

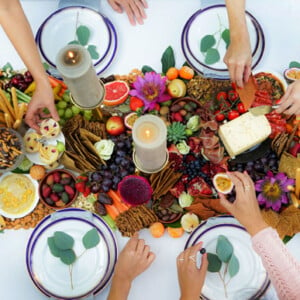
xmin=145 ymin=129 xmax=151 ymax=138
xmin=63 ymin=49 xmax=80 ymax=65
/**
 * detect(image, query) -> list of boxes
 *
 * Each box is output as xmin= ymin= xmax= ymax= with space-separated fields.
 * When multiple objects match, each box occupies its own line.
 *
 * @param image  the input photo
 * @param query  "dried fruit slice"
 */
xmin=103 ymin=80 xmax=129 ymax=106
xmin=118 ymin=175 xmax=152 ymax=206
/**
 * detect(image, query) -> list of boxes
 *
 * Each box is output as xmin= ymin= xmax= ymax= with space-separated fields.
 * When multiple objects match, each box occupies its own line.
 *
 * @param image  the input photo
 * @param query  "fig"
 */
xmin=98 ymin=193 xmax=113 ymax=205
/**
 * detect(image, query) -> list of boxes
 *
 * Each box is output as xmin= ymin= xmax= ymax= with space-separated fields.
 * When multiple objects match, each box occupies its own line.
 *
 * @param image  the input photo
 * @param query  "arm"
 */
xmin=107 ymin=0 xmax=147 ymax=26
xmin=0 ymin=0 xmax=58 ymax=131
xmin=107 ymin=233 xmax=155 ymax=300
xmin=177 ymin=242 xmax=208 ymax=300
xmin=224 ymin=0 xmax=252 ymax=88
xmin=275 ymin=79 xmax=300 ymax=115
xmin=219 ymin=171 xmax=300 ymax=299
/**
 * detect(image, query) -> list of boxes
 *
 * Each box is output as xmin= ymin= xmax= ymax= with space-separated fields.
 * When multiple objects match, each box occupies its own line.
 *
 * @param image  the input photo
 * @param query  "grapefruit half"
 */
xmin=103 ymin=80 xmax=129 ymax=106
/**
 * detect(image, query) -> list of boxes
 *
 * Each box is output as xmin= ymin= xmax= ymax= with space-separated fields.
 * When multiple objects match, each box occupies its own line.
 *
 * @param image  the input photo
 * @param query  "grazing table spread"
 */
xmin=1 ymin=1 xmax=300 ymax=300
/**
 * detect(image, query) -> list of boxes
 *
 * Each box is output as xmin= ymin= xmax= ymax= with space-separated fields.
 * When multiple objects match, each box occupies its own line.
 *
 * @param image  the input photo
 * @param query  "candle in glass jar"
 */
xmin=55 ymin=44 xmax=105 ymax=109
xmin=132 ymin=115 xmax=167 ymax=173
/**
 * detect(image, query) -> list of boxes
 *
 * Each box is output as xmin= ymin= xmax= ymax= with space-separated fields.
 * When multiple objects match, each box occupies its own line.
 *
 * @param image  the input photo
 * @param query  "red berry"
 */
xmin=228 ymin=110 xmax=240 ymax=120
xmin=172 ymin=112 xmax=183 ymax=122
xmin=237 ymin=102 xmax=246 ymax=114
xmin=75 ymin=181 xmax=86 ymax=193
xmin=215 ymin=111 xmax=225 ymax=122
xmin=83 ymin=186 xmax=91 ymax=197
xmin=129 ymin=96 xmax=144 ymax=111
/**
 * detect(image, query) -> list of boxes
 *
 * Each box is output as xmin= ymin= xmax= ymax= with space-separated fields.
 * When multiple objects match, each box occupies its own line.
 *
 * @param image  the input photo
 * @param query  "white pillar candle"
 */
xmin=55 ymin=44 xmax=105 ymax=109
xmin=132 ymin=115 xmax=168 ymax=173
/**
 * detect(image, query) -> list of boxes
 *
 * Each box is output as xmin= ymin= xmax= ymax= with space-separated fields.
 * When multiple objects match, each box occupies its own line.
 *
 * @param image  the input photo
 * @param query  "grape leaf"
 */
xmin=221 ymin=29 xmax=230 ymax=48
xmin=87 ymin=45 xmax=100 ymax=60
xmin=82 ymin=228 xmax=100 ymax=249
xmin=200 ymin=35 xmax=216 ymax=52
xmin=204 ymin=48 xmax=220 ymax=65
xmin=76 ymin=25 xmax=90 ymax=46
xmin=228 ymin=254 xmax=239 ymax=277
xmin=47 ymin=236 xmax=61 ymax=257
xmin=207 ymin=253 xmax=222 ymax=272
xmin=289 ymin=61 xmax=300 ymax=68
xmin=59 ymin=249 xmax=76 ymax=265
xmin=216 ymin=235 xmax=233 ymax=263
xmin=161 ymin=46 xmax=175 ymax=74
xmin=53 ymin=231 xmax=74 ymax=250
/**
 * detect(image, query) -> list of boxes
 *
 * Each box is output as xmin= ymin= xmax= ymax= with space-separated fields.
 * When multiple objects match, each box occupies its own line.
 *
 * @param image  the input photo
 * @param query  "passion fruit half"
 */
xmin=213 ymin=173 xmax=234 ymax=194
xmin=124 ymin=112 xmax=139 ymax=129
xmin=284 ymin=67 xmax=300 ymax=82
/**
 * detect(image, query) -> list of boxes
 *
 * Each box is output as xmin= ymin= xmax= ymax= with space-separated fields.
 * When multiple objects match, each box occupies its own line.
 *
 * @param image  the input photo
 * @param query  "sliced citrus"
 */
xmin=103 ymin=80 xmax=130 ymax=106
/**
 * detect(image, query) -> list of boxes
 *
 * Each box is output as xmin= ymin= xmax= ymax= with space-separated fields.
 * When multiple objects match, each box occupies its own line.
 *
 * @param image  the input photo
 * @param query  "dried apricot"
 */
xmin=166 ymin=67 xmax=179 ymax=80
xmin=167 ymin=226 xmax=185 ymax=238
xmin=179 ymin=66 xmax=195 ymax=80
xmin=149 ymin=222 xmax=165 ymax=238
xmin=29 ymin=165 xmax=46 ymax=180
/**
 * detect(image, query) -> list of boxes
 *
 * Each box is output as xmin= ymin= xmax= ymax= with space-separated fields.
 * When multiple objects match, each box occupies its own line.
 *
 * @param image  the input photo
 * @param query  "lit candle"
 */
xmin=55 ymin=44 xmax=105 ymax=109
xmin=132 ymin=115 xmax=168 ymax=173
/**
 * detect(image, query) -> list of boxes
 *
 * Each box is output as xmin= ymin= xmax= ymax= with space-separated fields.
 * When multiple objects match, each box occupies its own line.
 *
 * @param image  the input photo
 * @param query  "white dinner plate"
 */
xmin=0 ymin=172 xmax=39 ymax=219
xmin=24 ymin=128 xmax=65 ymax=166
xmin=185 ymin=223 xmax=270 ymax=300
xmin=26 ymin=208 xmax=117 ymax=298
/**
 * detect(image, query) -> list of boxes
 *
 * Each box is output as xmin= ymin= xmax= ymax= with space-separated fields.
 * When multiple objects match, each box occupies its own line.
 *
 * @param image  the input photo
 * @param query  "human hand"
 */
xmin=177 ymin=242 xmax=208 ymax=300
xmin=223 ymin=38 xmax=252 ymax=88
xmin=25 ymin=83 xmax=58 ymax=132
xmin=276 ymin=80 xmax=300 ymax=115
xmin=107 ymin=0 xmax=147 ymax=26
xmin=219 ymin=171 xmax=268 ymax=236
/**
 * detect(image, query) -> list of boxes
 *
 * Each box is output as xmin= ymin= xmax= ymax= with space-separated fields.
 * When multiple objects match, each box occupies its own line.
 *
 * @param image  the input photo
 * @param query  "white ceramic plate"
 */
xmin=185 ymin=223 xmax=269 ymax=300
xmin=0 ymin=172 xmax=39 ymax=219
xmin=24 ymin=128 xmax=65 ymax=166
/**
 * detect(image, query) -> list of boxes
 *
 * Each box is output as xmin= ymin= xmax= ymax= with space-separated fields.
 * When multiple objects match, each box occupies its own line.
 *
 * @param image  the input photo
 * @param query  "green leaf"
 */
xmin=221 ymin=29 xmax=230 ymax=48
xmin=2 ymin=62 xmax=13 ymax=72
xmin=76 ymin=25 xmax=90 ymax=46
xmin=207 ymin=252 xmax=222 ymax=272
xmin=59 ymin=249 xmax=76 ymax=265
xmin=228 ymin=254 xmax=239 ymax=277
xmin=82 ymin=228 xmax=100 ymax=249
xmin=289 ymin=61 xmax=300 ymax=68
xmin=68 ymin=40 xmax=80 ymax=45
xmin=204 ymin=48 xmax=220 ymax=65
xmin=142 ymin=65 xmax=156 ymax=74
xmin=161 ymin=46 xmax=175 ymax=74
xmin=216 ymin=235 xmax=233 ymax=263
xmin=283 ymin=235 xmax=293 ymax=244
xmin=200 ymin=35 xmax=216 ymax=52
xmin=53 ymin=231 xmax=74 ymax=250
xmin=166 ymin=219 xmax=182 ymax=228
xmin=47 ymin=236 xmax=61 ymax=257
xmin=43 ymin=62 xmax=50 ymax=71
xmin=0 ymin=230 xmax=4 ymax=234
xmin=87 ymin=45 xmax=100 ymax=60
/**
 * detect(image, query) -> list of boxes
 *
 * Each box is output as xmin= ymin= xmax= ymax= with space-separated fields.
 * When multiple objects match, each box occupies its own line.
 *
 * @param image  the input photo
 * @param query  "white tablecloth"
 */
xmin=0 ymin=1 xmax=300 ymax=299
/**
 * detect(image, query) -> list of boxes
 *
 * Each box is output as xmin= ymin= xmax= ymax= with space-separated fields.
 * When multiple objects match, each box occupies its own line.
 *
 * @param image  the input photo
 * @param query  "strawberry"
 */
xmin=83 ymin=185 xmax=91 ymax=197
xmin=75 ymin=181 xmax=86 ymax=193
xmin=129 ymin=96 xmax=144 ymax=111
xmin=172 ymin=112 xmax=183 ymax=122
xmin=77 ymin=175 xmax=88 ymax=182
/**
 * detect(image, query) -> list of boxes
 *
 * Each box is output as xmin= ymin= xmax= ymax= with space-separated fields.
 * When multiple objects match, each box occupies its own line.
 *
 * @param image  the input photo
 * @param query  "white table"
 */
xmin=0 ymin=1 xmax=300 ymax=299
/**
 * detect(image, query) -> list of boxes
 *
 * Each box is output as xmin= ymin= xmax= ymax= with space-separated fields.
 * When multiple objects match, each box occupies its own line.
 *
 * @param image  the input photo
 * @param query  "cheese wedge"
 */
xmin=218 ymin=112 xmax=271 ymax=158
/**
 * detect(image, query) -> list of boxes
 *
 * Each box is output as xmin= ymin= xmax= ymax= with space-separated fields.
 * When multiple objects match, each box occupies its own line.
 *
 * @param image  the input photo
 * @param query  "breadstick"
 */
xmin=0 ymin=113 xmax=5 ymax=124
xmin=4 ymin=113 xmax=12 ymax=127
xmin=18 ymin=103 xmax=27 ymax=121
xmin=13 ymin=119 xmax=21 ymax=130
xmin=11 ymin=87 xmax=19 ymax=120
xmin=0 ymin=89 xmax=15 ymax=119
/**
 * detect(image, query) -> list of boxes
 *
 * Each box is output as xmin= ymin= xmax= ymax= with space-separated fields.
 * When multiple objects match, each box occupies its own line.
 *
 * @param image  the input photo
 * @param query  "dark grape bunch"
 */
xmin=4 ymin=71 xmax=33 ymax=92
xmin=89 ymin=134 xmax=135 ymax=193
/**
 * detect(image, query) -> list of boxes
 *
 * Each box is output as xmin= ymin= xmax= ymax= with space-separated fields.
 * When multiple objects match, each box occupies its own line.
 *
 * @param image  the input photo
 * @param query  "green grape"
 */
xmin=59 ymin=119 xmax=66 ymax=126
xmin=64 ymin=108 xmax=73 ymax=119
xmin=57 ymin=108 xmax=65 ymax=118
xmin=71 ymin=105 xmax=81 ymax=115
xmin=57 ymin=101 xmax=68 ymax=109
xmin=62 ymin=91 xmax=71 ymax=102
xmin=83 ymin=109 xmax=93 ymax=120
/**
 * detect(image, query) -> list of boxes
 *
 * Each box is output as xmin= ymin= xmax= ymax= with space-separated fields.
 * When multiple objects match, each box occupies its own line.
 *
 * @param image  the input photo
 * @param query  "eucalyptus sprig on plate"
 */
xmin=207 ymin=235 xmax=239 ymax=298
xmin=47 ymin=228 xmax=100 ymax=289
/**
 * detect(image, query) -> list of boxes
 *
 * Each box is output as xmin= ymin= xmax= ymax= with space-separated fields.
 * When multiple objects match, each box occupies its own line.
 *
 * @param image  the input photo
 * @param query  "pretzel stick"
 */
xmin=13 ymin=119 xmax=21 ymax=130
xmin=11 ymin=87 xmax=19 ymax=120
xmin=18 ymin=103 xmax=27 ymax=121
xmin=4 ymin=113 xmax=12 ymax=127
xmin=0 ymin=89 xmax=15 ymax=119
xmin=0 ymin=95 xmax=12 ymax=119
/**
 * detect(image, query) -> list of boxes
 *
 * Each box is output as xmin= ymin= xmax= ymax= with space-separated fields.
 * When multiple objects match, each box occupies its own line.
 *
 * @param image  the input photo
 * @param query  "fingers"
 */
xmin=108 ymin=0 xmax=124 ymax=13
xmin=199 ymin=253 xmax=208 ymax=274
xmin=234 ymin=64 xmax=246 ymax=88
xmin=219 ymin=192 xmax=233 ymax=212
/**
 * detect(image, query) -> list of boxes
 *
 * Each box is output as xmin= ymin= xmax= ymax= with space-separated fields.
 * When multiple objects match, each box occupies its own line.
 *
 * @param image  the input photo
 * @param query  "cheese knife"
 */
xmin=249 ymin=104 xmax=279 ymax=116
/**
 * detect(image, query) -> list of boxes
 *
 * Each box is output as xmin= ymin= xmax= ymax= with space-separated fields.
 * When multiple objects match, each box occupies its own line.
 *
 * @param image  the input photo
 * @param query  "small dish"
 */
xmin=284 ymin=67 xmax=300 ymax=82
xmin=0 ymin=172 xmax=39 ymax=219
xmin=39 ymin=169 xmax=78 ymax=210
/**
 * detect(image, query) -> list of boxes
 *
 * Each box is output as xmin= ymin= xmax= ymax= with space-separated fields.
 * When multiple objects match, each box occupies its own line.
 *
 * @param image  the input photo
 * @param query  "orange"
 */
xmin=167 ymin=226 xmax=185 ymax=238
xmin=179 ymin=66 xmax=195 ymax=80
xmin=149 ymin=222 xmax=165 ymax=238
xmin=166 ymin=67 xmax=179 ymax=80
xmin=103 ymin=80 xmax=130 ymax=106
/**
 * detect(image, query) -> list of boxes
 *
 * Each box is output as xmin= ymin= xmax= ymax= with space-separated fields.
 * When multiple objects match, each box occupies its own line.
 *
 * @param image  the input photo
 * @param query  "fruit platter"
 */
xmin=0 ymin=47 xmax=300 ymax=244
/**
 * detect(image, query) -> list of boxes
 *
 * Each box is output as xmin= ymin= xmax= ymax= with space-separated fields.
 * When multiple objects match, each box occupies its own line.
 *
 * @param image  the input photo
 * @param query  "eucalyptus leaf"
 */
xmin=87 ymin=45 xmax=99 ymax=60
xmin=43 ymin=62 xmax=50 ymax=71
xmin=76 ymin=25 xmax=90 ymax=46
xmin=221 ymin=29 xmax=230 ymax=48
xmin=142 ymin=65 xmax=156 ymax=74
xmin=228 ymin=254 xmax=239 ymax=277
xmin=204 ymin=48 xmax=220 ymax=65
xmin=200 ymin=35 xmax=216 ymax=52
xmin=289 ymin=61 xmax=300 ymax=68
xmin=68 ymin=40 xmax=80 ymax=45
xmin=216 ymin=235 xmax=233 ymax=263
xmin=161 ymin=46 xmax=175 ymax=74
xmin=54 ymin=231 xmax=74 ymax=250
xmin=47 ymin=236 xmax=61 ymax=257
xmin=82 ymin=228 xmax=100 ymax=249
xmin=207 ymin=252 xmax=222 ymax=272
xmin=59 ymin=249 xmax=76 ymax=265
